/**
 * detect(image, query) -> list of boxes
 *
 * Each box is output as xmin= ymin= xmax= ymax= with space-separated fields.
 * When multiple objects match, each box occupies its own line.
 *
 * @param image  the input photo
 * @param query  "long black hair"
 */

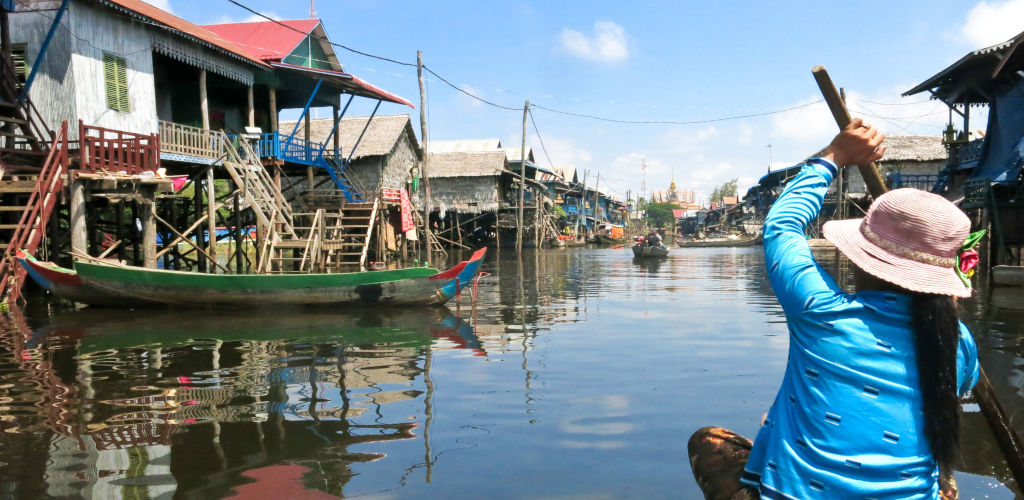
xmin=910 ymin=293 xmax=961 ymax=473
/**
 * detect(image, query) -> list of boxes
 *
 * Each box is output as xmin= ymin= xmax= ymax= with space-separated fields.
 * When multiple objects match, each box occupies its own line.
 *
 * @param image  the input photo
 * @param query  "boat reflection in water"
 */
xmin=0 ymin=306 xmax=484 ymax=498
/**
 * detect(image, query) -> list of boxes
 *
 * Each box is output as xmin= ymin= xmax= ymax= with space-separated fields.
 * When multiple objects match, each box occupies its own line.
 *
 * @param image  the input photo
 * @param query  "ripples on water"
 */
xmin=0 ymin=247 xmax=1019 ymax=498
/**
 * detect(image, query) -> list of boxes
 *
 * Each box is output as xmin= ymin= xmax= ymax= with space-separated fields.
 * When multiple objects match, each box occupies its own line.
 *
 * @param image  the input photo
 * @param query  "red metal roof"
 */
xmin=272 ymin=62 xmax=414 ymax=108
xmin=204 ymin=19 xmax=321 ymax=62
xmin=96 ymin=0 xmax=268 ymax=68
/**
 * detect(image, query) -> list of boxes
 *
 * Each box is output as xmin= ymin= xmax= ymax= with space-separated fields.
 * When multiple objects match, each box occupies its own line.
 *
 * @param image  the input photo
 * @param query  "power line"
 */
xmin=527 ymin=109 xmax=555 ymax=170
xmin=530 ymin=100 xmax=826 ymax=125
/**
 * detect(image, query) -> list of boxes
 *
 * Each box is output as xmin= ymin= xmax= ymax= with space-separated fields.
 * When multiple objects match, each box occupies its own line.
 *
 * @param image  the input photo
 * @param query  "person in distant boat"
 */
xmin=645 ymin=230 xmax=662 ymax=248
xmin=689 ymin=118 xmax=980 ymax=500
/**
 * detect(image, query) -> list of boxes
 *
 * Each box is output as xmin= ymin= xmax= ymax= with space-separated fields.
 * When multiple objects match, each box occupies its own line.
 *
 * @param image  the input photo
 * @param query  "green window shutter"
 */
xmin=103 ymin=52 xmax=129 ymax=112
xmin=11 ymin=44 xmax=27 ymax=87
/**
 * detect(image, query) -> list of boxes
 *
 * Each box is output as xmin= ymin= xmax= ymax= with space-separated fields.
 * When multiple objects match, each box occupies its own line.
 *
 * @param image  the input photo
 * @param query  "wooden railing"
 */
xmin=158 ymin=120 xmax=219 ymax=160
xmin=79 ymin=120 xmax=160 ymax=174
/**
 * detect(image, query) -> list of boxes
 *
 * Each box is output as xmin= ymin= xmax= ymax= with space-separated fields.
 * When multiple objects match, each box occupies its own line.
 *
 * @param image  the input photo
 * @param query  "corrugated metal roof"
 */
xmin=96 ymin=0 xmax=269 ymax=68
xmin=428 ymin=139 xmax=502 ymax=153
xmin=270 ymin=63 xmax=414 ymax=108
xmin=204 ymin=19 xmax=320 ymax=62
xmin=904 ymin=30 xmax=1023 ymax=101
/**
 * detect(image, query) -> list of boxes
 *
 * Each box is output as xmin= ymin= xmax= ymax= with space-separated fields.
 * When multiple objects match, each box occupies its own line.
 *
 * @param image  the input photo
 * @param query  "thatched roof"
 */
xmin=427 ymin=151 xmax=508 ymax=178
xmin=553 ymin=165 xmax=577 ymax=183
xmin=279 ymin=114 xmax=420 ymax=160
xmin=880 ymin=135 xmax=947 ymax=162
xmin=428 ymin=139 xmax=502 ymax=153
xmin=503 ymin=147 xmax=535 ymax=163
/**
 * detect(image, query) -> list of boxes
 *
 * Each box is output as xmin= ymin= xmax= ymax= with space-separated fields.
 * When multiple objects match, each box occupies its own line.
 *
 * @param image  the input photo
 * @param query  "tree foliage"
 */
xmin=710 ymin=178 xmax=739 ymax=202
xmin=644 ymin=202 xmax=678 ymax=228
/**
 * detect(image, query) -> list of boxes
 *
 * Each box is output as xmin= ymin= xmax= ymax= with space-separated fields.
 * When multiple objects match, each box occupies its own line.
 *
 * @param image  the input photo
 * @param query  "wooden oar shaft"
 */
xmin=811 ymin=66 xmax=889 ymax=198
xmin=812 ymin=65 xmax=1024 ymax=488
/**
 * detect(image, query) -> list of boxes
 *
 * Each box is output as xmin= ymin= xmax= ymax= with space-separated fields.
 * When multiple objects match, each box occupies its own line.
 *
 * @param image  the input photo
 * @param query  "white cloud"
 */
xmin=961 ymin=0 xmax=1024 ymax=48
xmin=143 ymin=0 xmax=172 ymax=14
xmin=457 ymin=84 xmax=484 ymax=108
xmin=529 ymin=135 xmax=593 ymax=167
xmin=560 ymin=21 xmax=629 ymax=63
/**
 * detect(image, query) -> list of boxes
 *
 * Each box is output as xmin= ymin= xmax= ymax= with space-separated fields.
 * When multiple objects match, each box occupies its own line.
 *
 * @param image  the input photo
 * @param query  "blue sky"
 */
xmin=156 ymin=0 xmax=1023 ymax=202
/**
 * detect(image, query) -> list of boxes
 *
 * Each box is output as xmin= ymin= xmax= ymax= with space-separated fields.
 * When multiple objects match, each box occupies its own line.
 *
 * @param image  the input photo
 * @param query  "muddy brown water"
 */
xmin=0 ymin=247 xmax=1020 ymax=498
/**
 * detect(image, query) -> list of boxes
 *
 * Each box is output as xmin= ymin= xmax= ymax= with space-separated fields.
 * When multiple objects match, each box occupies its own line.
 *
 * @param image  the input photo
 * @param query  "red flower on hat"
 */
xmin=958 ymin=249 xmax=979 ymax=276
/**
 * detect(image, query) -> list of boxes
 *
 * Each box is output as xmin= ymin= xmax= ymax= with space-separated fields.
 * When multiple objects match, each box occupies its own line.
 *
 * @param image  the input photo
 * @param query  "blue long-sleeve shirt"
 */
xmin=741 ymin=158 xmax=979 ymax=499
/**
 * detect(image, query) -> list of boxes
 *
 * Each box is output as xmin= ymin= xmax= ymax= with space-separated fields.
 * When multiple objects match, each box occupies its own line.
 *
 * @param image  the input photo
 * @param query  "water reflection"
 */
xmin=0 ymin=307 xmax=482 ymax=498
xmin=0 ymin=247 xmax=1020 ymax=498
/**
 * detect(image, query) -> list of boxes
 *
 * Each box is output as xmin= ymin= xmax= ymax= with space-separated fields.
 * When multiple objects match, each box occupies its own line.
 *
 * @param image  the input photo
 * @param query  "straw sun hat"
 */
xmin=822 ymin=188 xmax=973 ymax=298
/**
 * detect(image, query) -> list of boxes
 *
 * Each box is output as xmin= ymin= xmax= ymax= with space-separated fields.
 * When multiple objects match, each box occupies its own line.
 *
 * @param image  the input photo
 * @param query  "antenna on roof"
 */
xmin=310 ymin=0 xmax=316 ymax=18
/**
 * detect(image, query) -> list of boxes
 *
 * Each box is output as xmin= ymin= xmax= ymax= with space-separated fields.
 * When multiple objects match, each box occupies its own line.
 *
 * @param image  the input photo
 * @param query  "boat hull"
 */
xmin=20 ymin=248 xmax=487 ymax=308
xmin=632 ymin=244 xmax=669 ymax=258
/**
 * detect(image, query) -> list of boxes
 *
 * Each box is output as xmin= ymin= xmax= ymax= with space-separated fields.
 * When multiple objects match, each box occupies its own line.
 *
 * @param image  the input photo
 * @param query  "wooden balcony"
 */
xmin=79 ymin=120 xmax=160 ymax=174
xmin=158 ymin=120 xmax=221 ymax=161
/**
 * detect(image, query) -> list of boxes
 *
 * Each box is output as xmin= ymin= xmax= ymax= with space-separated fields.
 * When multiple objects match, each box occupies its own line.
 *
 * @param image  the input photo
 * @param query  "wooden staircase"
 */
xmin=0 ymin=121 xmax=68 ymax=303
xmin=0 ymin=50 xmax=48 ymax=169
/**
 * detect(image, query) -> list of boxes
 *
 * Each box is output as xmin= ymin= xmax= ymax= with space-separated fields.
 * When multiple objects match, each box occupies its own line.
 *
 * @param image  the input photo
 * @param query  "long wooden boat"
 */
xmin=594 ymin=234 xmax=628 ymax=245
xmin=18 ymin=248 xmax=487 ymax=308
xmin=676 ymin=236 xmax=761 ymax=248
xmin=632 ymin=244 xmax=669 ymax=258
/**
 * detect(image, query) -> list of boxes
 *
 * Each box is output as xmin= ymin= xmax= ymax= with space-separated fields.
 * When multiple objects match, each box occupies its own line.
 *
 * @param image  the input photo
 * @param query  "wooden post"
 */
xmin=535 ymin=188 xmax=542 ymax=248
xmin=517 ymin=100 xmax=528 ymax=252
xmin=269 ymin=87 xmax=278 ymax=132
xmin=199 ymin=69 xmax=210 ymax=130
xmin=234 ymin=192 xmax=243 ymax=274
xmin=194 ymin=173 xmax=206 ymax=273
xmin=142 ymin=197 xmax=157 ymax=269
xmin=247 ymin=85 xmax=255 ymax=128
xmin=207 ymin=167 xmax=217 ymax=272
xmin=131 ymin=200 xmax=140 ymax=265
xmin=417 ymin=50 xmax=433 ymax=266
xmin=70 ymin=178 xmax=87 ymax=257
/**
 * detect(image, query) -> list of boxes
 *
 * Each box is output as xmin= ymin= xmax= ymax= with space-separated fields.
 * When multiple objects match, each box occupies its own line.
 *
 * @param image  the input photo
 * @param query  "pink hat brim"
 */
xmin=822 ymin=218 xmax=971 ymax=298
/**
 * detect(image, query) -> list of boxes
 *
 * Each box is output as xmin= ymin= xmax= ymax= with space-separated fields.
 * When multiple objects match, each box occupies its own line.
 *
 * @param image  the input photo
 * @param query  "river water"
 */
xmin=0 ymin=247 xmax=1021 ymax=499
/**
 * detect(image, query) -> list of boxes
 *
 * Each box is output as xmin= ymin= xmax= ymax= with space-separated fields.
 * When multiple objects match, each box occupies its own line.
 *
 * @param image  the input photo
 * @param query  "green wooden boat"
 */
xmin=20 ymin=248 xmax=487 ymax=308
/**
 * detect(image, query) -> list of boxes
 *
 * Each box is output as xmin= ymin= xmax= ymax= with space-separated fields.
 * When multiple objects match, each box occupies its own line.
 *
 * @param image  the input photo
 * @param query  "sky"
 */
xmin=153 ymin=0 xmax=1024 ymax=203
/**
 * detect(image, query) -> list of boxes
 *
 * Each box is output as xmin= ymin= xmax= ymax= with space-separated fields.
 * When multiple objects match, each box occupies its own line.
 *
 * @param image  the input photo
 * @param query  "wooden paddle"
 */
xmin=812 ymin=65 xmax=1024 ymax=488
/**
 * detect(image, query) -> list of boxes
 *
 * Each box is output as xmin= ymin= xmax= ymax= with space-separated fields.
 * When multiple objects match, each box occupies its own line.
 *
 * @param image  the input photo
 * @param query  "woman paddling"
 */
xmin=690 ymin=119 xmax=981 ymax=499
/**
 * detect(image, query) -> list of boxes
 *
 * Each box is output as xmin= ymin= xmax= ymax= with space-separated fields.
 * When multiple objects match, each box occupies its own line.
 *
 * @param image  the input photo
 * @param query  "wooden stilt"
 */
xmin=207 ymin=167 xmax=217 ymax=273
xmin=131 ymin=199 xmax=140 ymax=265
xmin=70 ymin=178 xmax=87 ymax=257
xmin=199 ymin=69 xmax=210 ymax=130
xmin=193 ymin=172 xmax=206 ymax=273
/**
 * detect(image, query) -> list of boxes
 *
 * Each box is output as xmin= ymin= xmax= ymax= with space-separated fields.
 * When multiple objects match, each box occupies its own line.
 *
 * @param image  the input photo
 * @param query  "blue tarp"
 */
xmin=970 ymin=79 xmax=1024 ymax=184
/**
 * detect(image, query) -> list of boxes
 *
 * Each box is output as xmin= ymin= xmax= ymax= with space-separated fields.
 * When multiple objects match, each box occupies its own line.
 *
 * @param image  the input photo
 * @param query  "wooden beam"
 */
xmin=153 ymin=209 xmax=230 ymax=273
xmin=247 ymin=85 xmax=255 ymax=127
xmin=269 ymin=87 xmax=278 ymax=132
xmin=206 ymin=166 xmax=217 ymax=272
xmin=199 ymin=69 xmax=210 ymax=130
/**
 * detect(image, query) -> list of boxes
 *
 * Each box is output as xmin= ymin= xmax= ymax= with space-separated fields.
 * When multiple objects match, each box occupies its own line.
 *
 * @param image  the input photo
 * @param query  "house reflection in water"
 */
xmin=0 ymin=307 xmax=483 ymax=498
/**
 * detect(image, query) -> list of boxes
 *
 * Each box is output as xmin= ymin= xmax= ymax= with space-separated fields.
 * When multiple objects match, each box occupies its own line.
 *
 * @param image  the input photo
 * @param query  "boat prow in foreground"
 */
xmin=18 ymin=248 xmax=487 ymax=308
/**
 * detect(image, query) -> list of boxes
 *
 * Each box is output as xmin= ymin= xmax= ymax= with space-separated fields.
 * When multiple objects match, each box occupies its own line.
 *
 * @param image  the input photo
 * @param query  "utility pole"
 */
xmin=516 ymin=100 xmax=528 ymax=252
xmin=766 ymin=144 xmax=772 ymax=174
xmin=417 ymin=50 xmax=432 ymax=266
xmin=310 ymin=0 xmax=316 ymax=17
xmin=641 ymin=158 xmax=647 ymax=201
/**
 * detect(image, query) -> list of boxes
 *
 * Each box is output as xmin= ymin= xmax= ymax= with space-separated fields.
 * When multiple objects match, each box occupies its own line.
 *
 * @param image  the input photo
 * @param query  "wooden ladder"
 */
xmin=264 ymin=209 xmax=329 ymax=274
xmin=0 ymin=121 xmax=68 ymax=303
xmin=0 ymin=51 xmax=48 ymax=166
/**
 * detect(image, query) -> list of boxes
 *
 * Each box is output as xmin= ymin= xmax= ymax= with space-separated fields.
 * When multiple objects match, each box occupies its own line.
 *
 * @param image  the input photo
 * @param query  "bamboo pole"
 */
xmin=207 ymin=167 xmax=217 ymax=272
xmin=813 ymin=65 xmax=1024 ymax=487
xmin=417 ymin=50 xmax=433 ymax=266
xmin=517 ymin=100 xmax=528 ymax=252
